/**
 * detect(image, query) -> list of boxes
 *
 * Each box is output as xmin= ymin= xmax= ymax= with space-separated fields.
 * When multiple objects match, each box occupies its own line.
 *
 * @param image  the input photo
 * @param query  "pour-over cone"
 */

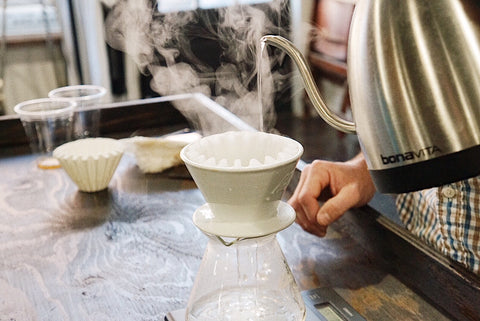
xmin=180 ymin=131 xmax=303 ymax=237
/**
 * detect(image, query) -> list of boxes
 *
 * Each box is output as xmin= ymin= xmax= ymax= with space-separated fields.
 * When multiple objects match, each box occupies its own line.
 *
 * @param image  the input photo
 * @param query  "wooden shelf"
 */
xmin=5 ymin=32 xmax=62 ymax=46
xmin=308 ymin=50 xmax=347 ymax=80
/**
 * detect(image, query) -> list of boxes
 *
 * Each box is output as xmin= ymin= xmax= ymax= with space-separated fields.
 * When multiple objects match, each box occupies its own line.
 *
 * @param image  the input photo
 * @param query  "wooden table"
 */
xmin=0 ymin=149 xmax=450 ymax=320
xmin=1 ymin=95 xmax=477 ymax=320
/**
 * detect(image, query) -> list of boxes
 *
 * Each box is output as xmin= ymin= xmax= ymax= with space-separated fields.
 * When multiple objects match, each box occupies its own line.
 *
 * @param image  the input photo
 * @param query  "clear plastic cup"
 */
xmin=14 ymin=98 xmax=76 ymax=169
xmin=48 ymin=85 xmax=107 ymax=139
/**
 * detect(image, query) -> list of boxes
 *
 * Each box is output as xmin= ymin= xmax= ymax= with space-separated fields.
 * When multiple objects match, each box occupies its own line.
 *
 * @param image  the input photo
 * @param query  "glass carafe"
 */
xmin=186 ymin=233 xmax=306 ymax=321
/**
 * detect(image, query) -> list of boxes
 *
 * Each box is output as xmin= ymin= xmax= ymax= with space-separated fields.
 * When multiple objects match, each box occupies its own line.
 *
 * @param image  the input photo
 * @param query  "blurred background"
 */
xmin=0 ymin=0 xmax=356 ymax=118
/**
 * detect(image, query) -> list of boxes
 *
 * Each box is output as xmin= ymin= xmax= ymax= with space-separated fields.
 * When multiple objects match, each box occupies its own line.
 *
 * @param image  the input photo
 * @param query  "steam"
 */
xmin=103 ymin=0 xmax=290 ymax=133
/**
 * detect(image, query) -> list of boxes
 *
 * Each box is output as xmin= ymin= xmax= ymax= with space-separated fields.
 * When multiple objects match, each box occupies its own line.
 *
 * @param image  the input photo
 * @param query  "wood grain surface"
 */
xmin=0 ymin=150 xmax=450 ymax=320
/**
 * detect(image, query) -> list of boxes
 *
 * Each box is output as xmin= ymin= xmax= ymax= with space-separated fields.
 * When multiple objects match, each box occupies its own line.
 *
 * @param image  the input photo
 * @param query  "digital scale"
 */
xmin=165 ymin=287 xmax=365 ymax=321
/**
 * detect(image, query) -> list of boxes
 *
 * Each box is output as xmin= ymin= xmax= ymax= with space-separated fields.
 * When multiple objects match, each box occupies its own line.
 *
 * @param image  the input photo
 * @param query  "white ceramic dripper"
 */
xmin=180 ymin=130 xmax=304 ymax=238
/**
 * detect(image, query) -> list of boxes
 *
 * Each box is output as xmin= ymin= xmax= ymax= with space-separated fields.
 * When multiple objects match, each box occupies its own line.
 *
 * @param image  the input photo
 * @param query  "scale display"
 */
xmin=315 ymin=303 xmax=346 ymax=321
xmin=165 ymin=287 xmax=365 ymax=321
xmin=303 ymin=288 xmax=366 ymax=321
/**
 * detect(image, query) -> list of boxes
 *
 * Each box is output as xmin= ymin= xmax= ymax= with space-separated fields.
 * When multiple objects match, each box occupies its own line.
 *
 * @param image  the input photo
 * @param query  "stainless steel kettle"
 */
xmin=261 ymin=0 xmax=480 ymax=193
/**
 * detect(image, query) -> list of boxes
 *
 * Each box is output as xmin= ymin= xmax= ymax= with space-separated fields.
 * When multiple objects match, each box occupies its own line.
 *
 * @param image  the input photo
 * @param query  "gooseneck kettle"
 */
xmin=262 ymin=0 xmax=480 ymax=193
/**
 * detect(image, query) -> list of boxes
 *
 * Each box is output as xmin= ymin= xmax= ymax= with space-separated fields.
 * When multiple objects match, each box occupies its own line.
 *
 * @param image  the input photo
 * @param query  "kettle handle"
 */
xmin=261 ymin=35 xmax=356 ymax=134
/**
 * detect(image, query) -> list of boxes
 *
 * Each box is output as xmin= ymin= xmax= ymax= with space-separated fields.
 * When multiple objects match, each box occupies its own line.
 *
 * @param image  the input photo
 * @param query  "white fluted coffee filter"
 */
xmin=54 ymin=138 xmax=123 ymax=192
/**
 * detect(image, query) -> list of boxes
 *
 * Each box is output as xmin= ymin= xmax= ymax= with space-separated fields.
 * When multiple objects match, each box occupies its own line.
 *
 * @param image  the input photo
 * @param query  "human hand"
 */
xmin=288 ymin=153 xmax=376 ymax=237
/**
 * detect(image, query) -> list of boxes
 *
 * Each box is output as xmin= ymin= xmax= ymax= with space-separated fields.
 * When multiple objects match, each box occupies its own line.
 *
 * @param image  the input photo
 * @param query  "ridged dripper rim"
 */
xmin=180 ymin=131 xmax=303 ymax=172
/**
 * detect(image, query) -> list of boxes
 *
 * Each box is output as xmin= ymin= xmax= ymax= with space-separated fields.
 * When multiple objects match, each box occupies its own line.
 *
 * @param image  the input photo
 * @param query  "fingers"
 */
xmin=289 ymin=161 xmax=330 ymax=237
xmin=316 ymin=184 xmax=359 ymax=226
xmin=297 ymin=162 xmax=328 ymax=224
xmin=288 ymin=153 xmax=376 ymax=239
xmin=295 ymin=208 xmax=327 ymax=237
xmin=290 ymin=166 xmax=319 ymax=234
xmin=289 ymin=161 xmax=308 ymax=208
xmin=289 ymin=162 xmax=323 ymax=222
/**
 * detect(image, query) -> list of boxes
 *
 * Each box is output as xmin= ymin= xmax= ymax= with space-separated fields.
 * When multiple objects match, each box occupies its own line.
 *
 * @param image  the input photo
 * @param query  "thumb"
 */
xmin=316 ymin=185 xmax=359 ymax=226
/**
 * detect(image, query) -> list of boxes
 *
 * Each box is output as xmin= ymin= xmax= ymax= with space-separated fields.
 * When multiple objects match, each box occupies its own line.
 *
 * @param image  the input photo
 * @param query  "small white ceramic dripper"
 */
xmin=180 ymin=131 xmax=306 ymax=321
xmin=180 ymin=130 xmax=304 ymax=237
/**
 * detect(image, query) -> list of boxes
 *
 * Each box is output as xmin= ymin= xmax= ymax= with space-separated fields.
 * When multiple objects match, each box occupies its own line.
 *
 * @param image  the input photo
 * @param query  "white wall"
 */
xmin=3 ymin=42 xmax=67 ymax=114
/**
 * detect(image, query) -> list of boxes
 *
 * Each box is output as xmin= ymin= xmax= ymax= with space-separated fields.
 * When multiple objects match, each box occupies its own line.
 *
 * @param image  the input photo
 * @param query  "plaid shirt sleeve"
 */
xmin=396 ymin=175 xmax=480 ymax=274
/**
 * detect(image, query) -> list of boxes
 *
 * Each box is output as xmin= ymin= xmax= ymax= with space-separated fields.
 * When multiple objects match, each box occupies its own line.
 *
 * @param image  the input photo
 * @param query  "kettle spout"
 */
xmin=260 ymin=35 xmax=356 ymax=134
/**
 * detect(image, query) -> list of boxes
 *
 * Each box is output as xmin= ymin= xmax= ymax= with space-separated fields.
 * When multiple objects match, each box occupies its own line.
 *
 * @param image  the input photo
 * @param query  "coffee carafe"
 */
xmin=262 ymin=0 xmax=480 ymax=193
